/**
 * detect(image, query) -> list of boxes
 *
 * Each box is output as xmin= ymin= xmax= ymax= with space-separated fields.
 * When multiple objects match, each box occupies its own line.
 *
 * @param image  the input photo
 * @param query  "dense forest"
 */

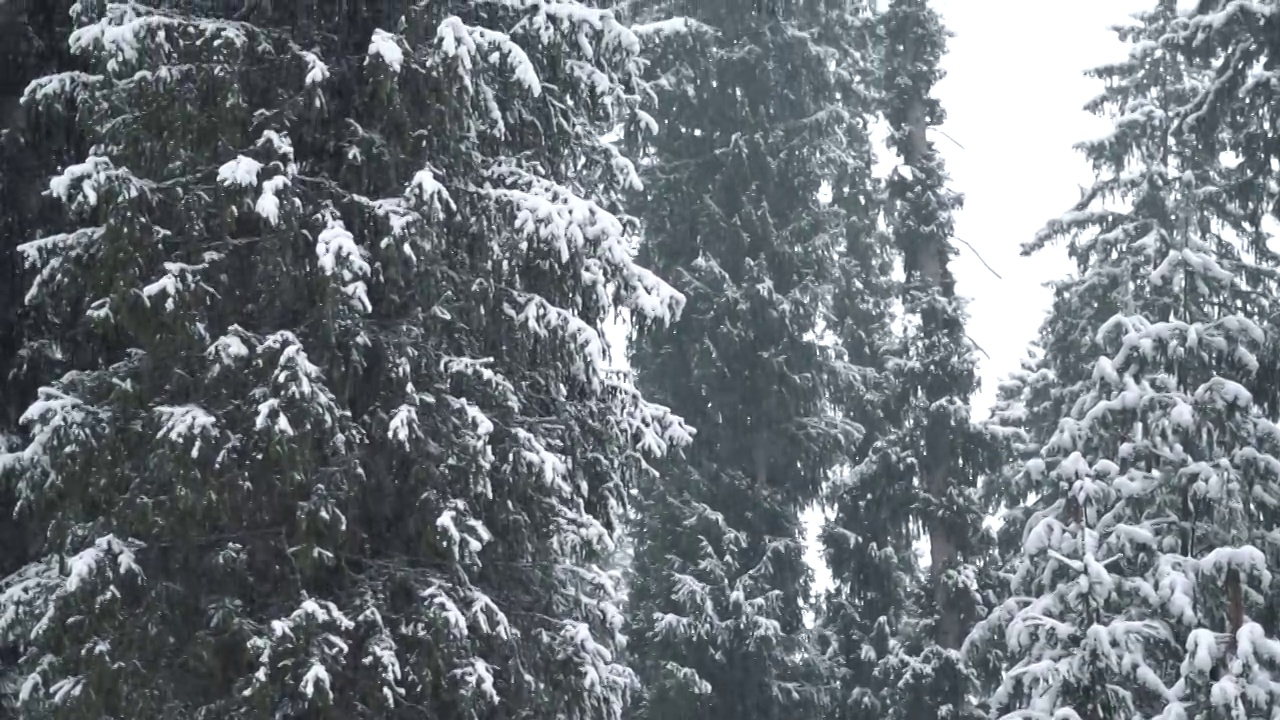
xmin=1 ymin=0 xmax=1278 ymax=718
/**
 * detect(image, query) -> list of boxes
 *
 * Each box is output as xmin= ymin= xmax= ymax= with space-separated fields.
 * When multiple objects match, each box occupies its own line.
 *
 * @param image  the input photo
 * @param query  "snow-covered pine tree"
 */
xmin=842 ymin=3 xmax=993 ymax=719
xmin=959 ymin=356 xmax=1059 ymax=704
xmin=622 ymin=1 xmax=886 ymax=719
xmin=980 ymin=356 xmax=1061 ymax=551
xmin=0 ymin=0 xmax=83 ymax=704
xmin=969 ymin=4 xmax=1280 ymax=718
xmin=1174 ymin=0 xmax=1278 ymax=229
xmin=0 ymin=1 xmax=690 ymax=717
xmin=1172 ymin=0 xmax=1280 ymax=710
xmin=1172 ymin=0 xmax=1280 ymax=415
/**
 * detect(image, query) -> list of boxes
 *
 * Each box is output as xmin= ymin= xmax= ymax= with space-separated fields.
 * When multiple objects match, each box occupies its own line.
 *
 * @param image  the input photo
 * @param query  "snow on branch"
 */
xmin=141 ymin=257 xmax=220 ymax=312
xmin=69 ymin=2 xmax=253 ymax=75
xmin=0 ymin=388 xmax=105 ymax=503
xmin=153 ymin=405 xmax=218 ymax=459
xmin=17 ymin=227 xmax=106 ymax=306
xmin=217 ymin=155 xmax=263 ymax=188
xmin=481 ymin=163 xmax=685 ymax=326
xmin=494 ymin=0 xmax=642 ymax=57
xmin=602 ymin=376 xmax=693 ymax=459
xmin=367 ymin=29 xmax=404 ymax=73
xmin=315 ymin=214 xmax=373 ymax=313
xmin=630 ymin=17 xmax=717 ymax=40
xmin=436 ymin=17 xmax=542 ymax=96
xmin=22 ymin=71 xmax=101 ymax=105
xmin=48 ymin=156 xmax=152 ymax=213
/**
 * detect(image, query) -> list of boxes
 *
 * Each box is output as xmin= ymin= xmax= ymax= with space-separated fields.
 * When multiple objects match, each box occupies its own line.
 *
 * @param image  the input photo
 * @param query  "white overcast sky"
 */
xmin=933 ymin=0 xmax=1151 ymax=413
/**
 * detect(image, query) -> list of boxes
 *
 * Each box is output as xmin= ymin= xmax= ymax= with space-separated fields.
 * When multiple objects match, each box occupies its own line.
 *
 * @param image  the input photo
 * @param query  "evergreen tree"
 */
xmin=831 ymin=3 xmax=993 ymax=719
xmin=623 ymin=1 xmax=886 ymax=719
xmin=979 ymin=355 xmax=1059 ymax=554
xmin=959 ymin=362 xmax=1037 ymax=702
xmin=0 ymin=1 xmax=689 ymax=717
xmin=969 ymin=4 xmax=1280 ymax=718
xmin=1174 ymin=0 xmax=1279 ymax=301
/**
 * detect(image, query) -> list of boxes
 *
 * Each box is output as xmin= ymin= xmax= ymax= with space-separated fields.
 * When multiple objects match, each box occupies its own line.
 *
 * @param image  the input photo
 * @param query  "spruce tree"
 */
xmin=0 ymin=1 xmax=689 ymax=717
xmin=1175 ymin=0 xmax=1279 ymax=276
xmin=835 ymin=3 xmax=993 ymax=719
xmin=970 ymin=4 xmax=1280 ymax=718
xmin=1172 ymin=1 xmax=1280 ymax=433
xmin=623 ymin=1 xmax=886 ymax=719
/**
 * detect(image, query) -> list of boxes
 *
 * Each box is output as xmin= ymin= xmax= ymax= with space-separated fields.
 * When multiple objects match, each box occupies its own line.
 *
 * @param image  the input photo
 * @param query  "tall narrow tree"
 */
xmin=854 ymin=2 xmax=992 ymax=718
xmin=624 ymin=1 xmax=887 ymax=719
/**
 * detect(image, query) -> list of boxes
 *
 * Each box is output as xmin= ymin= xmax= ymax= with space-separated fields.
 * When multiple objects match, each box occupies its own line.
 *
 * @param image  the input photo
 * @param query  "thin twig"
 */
xmin=967 ymin=334 xmax=992 ymax=360
xmin=953 ymin=236 xmax=1002 ymax=280
xmin=933 ymin=128 xmax=966 ymax=151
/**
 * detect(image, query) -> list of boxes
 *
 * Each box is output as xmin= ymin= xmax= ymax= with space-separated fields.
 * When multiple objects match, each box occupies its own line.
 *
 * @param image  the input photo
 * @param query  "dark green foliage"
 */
xmin=622 ymin=2 xmax=887 ymax=720
xmin=822 ymin=3 xmax=995 ymax=720
xmin=0 ymin=1 xmax=689 ymax=717
xmin=0 ymin=0 xmax=85 ymax=700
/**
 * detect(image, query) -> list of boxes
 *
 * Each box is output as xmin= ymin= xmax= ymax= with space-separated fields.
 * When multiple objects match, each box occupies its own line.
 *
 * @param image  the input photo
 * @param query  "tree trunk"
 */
xmin=1227 ymin=567 xmax=1244 ymax=651
xmin=897 ymin=1 xmax=961 ymax=652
